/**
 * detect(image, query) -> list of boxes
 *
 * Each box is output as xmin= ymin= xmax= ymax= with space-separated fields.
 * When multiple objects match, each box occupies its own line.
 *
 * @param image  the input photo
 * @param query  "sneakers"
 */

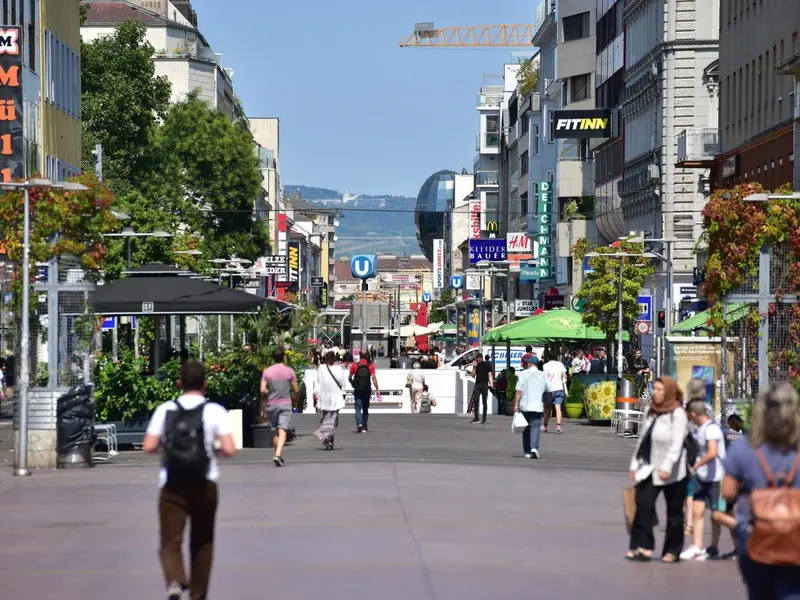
xmin=167 ymin=582 xmax=183 ymax=600
xmin=470 ymin=419 xmax=480 ymax=424
xmin=540 ymin=425 xmax=547 ymax=432
xmin=357 ymin=425 xmax=364 ymax=433
xmin=705 ymin=546 xmax=720 ymax=560
xmin=524 ymin=453 xmax=532 ymax=459
xmin=531 ymin=449 xmax=540 ymax=459
xmin=556 ymin=425 xmax=563 ymax=434
xmin=272 ymin=455 xmax=285 ymax=468
xmin=679 ymin=545 xmax=708 ymax=561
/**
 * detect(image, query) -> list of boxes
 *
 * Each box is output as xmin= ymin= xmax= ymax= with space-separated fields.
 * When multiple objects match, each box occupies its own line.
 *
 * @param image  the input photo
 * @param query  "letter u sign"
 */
xmin=350 ymin=255 xmax=377 ymax=280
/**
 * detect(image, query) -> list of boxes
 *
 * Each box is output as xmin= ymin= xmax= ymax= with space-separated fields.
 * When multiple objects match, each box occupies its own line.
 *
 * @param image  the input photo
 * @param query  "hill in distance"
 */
xmin=285 ymin=185 xmax=421 ymax=257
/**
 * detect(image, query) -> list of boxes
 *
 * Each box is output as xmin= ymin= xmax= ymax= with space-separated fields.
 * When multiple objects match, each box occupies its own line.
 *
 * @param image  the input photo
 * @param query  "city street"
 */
xmin=0 ymin=415 xmax=744 ymax=600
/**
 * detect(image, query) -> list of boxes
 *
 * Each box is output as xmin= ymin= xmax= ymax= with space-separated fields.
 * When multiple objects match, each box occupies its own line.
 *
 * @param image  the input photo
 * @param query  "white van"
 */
xmin=445 ymin=346 xmax=541 ymax=373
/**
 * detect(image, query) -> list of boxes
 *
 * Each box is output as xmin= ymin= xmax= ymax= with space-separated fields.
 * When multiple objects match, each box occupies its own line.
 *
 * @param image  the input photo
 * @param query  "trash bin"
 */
xmin=615 ymin=377 xmax=638 ymax=412
xmin=56 ymin=385 xmax=95 ymax=469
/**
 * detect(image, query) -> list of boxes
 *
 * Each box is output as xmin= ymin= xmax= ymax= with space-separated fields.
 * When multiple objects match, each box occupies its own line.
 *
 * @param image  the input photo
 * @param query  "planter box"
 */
xmin=564 ymin=404 xmax=584 ymax=419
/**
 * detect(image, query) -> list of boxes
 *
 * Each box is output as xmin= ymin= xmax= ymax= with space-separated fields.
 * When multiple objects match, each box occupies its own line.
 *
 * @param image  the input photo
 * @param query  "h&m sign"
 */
xmin=0 ymin=27 xmax=22 ymax=182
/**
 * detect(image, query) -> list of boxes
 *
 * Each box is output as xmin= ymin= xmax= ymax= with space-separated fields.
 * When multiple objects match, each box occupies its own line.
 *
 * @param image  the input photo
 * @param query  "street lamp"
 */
xmin=0 ymin=178 xmax=90 ymax=477
xmin=105 ymin=227 xmax=172 ymax=269
xmin=584 ymin=251 xmax=656 ymax=375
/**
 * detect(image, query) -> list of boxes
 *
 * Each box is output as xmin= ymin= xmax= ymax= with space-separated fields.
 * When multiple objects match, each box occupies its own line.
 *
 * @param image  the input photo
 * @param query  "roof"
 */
xmin=286 ymin=197 xmax=336 ymax=215
xmin=84 ymin=0 xmax=204 ymax=39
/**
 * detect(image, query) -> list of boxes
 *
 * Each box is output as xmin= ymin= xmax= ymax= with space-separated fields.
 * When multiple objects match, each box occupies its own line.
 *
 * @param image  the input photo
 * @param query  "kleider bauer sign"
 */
xmin=553 ymin=109 xmax=612 ymax=139
xmin=469 ymin=239 xmax=507 ymax=264
xmin=0 ymin=27 xmax=23 ymax=182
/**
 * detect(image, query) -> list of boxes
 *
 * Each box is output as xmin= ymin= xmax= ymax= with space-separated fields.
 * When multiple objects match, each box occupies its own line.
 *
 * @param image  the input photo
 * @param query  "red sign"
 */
xmin=275 ymin=281 xmax=293 ymax=288
xmin=469 ymin=199 xmax=481 ymax=239
xmin=334 ymin=301 xmax=353 ymax=309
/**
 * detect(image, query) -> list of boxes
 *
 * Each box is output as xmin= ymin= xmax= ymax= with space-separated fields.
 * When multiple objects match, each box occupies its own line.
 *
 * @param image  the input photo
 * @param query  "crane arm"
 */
xmin=399 ymin=24 xmax=534 ymax=48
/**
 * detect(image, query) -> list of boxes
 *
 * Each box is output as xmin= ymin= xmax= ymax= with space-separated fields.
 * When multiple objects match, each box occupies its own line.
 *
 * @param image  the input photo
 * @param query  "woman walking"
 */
xmin=410 ymin=362 xmax=425 ymax=413
xmin=314 ymin=351 xmax=346 ymax=450
xmin=627 ymin=376 xmax=689 ymax=562
xmin=723 ymin=383 xmax=800 ymax=598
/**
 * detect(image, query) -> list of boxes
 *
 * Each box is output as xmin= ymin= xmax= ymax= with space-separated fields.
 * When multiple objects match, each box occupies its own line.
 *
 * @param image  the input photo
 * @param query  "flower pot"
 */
xmin=564 ymin=403 xmax=584 ymax=419
xmin=250 ymin=423 xmax=273 ymax=448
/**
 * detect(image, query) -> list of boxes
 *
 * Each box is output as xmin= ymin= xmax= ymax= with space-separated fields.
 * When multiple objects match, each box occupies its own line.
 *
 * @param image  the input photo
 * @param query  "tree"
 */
xmin=573 ymin=237 xmax=655 ymax=339
xmin=517 ymin=57 xmax=540 ymax=97
xmin=81 ymin=21 xmax=171 ymax=191
xmin=153 ymin=93 xmax=270 ymax=261
xmin=429 ymin=289 xmax=455 ymax=324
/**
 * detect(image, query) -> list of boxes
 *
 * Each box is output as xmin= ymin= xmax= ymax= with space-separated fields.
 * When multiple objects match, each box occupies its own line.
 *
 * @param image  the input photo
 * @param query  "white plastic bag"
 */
xmin=512 ymin=411 xmax=528 ymax=433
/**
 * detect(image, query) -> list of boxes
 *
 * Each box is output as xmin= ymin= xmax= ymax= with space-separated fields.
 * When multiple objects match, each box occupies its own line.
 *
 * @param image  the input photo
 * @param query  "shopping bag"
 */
xmin=512 ymin=411 xmax=528 ymax=433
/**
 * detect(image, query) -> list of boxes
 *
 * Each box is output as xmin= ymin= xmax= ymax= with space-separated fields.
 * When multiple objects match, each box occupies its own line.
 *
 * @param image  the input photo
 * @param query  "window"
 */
xmin=532 ymin=124 xmax=540 ymax=155
xmin=521 ymin=192 xmax=529 ymax=217
xmin=27 ymin=0 xmax=35 ymax=72
xmin=45 ymin=31 xmax=80 ymax=119
xmin=570 ymin=74 xmax=590 ymax=102
xmin=521 ymin=115 xmax=529 ymax=135
xmin=547 ymin=111 xmax=555 ymax=143
xmin=486 ymin=115 xmax=499 ymax=133
xmin=521 ymin=151 xmax=529 ymax=175
xmin=563 ymin=12 xmax=590 ymax=42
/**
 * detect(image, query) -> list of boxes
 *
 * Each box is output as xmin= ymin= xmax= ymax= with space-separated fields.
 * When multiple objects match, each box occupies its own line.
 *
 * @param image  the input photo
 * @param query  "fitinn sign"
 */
xmin=0 ymin=27 xmax=23 ymax=183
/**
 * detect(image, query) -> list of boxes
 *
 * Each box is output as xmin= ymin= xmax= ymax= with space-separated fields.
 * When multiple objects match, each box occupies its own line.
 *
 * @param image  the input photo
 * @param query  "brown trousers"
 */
xmin=158 ymin=480 xmax=218 ymax=600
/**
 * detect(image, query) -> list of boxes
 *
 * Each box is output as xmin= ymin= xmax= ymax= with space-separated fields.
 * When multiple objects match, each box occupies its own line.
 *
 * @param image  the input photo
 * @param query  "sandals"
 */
xmin=661 ymin=553 xmax=680 ymax=564
xmin=625 ymin=549 xmax=652 ymax=561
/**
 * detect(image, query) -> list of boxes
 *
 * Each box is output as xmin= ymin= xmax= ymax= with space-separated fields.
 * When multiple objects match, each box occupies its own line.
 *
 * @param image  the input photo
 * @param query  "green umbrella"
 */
xmin=483 ymin=308 xmax=629 ymax=344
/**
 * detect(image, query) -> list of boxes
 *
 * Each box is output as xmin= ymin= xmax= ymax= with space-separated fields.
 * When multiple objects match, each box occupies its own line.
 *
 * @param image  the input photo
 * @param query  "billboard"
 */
xmin=433 ymin=239 xmax=445 ymax=289
xmin=506 ymin=232 xmax=533 ymax=272
xmin=467 ymin=304 xmax=480 ymax=346
xmin=287 ymin=242 xmax=300 ymax=292
xmin=553 ymin=109 xmax=613 ymax=139
xmin=468 ymin=239 xmax=507 ymax=264
xmin=0 ymin=26 xmax=23 ymax=183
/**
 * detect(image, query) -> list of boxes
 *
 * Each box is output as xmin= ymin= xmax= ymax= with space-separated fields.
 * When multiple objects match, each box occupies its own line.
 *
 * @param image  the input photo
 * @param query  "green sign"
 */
xmin=570 ymin=296 xmax=585 ymax=313
xmin=533 ymin=182 xmax=553 ymax=279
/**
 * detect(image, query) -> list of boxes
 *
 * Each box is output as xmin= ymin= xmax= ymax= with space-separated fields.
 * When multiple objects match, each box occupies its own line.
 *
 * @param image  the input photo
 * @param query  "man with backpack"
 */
xmin=143 ymin=361 xmax=236 ymax=600
xmin=349 ymin=350 xmax=381 ymax=432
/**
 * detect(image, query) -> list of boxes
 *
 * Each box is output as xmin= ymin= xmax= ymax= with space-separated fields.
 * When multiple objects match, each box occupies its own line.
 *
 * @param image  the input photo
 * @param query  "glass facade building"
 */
xmin=414 ymin=170 xmax=456 ymax=261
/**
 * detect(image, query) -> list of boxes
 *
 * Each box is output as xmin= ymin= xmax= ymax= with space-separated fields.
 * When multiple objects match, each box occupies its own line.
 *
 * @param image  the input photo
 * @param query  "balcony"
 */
xmin=477 ymin=85 xmax=504 ymax=109
xmin=476 ymin=132 xmax=500 ymax=153
xmin=475 ymin=171 xmax=499 ymax=187
xmin=676 ymin=128 xmax=719 ymax=167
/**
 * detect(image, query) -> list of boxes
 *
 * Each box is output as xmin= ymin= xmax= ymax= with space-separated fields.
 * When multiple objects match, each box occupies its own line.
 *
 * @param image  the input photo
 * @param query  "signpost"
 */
xmin=350 ymin=255 xmax=377 ymax=351
xmin=450 ymin=275 xmax=464 ymax=289
xmin=637 ymin=295 xmax=653 ymax=323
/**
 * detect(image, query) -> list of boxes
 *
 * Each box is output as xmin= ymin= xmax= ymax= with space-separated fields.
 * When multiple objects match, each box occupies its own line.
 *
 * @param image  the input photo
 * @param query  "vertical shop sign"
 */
xmin=534 ymin=182 xmax=553 ymax=279
xmin=0 ymin=27 xmax=23 ymax=183
xmin=287 ymin=242 xmax=300 ymax=292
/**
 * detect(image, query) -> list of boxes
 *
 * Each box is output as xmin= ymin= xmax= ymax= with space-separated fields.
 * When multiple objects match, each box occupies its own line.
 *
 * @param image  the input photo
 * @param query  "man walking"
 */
xmin=261 ymin=346 xmax=299 ymax=467
xmin=349 ymin=349 xmax=381 ymax=432
xmin=514 ymin=354 xmax=547 ymax=458
xmin=471 ymin=354 xmax=493 ymax=424
xmin=143 ymin=362 xmax=236 ymax=600
xmin=542 ymin=351 xmax=568 ymax=434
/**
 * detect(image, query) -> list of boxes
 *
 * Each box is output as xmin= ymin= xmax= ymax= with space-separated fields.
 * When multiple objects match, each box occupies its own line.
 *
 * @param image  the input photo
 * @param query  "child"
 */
xmin=418 ymin=384 xmax=437 ymax=414
xmin=680 ymin=399 xmax=737 ymax=561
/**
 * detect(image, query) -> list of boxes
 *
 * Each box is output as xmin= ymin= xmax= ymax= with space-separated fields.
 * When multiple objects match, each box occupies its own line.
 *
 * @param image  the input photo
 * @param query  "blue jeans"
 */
xmin=740 ymin=553 xmax=800 ymax=600
xmin=354 ymin=392 xmax=371 ymax=429
xmin=522 ymin=411 xmax=543 ymax=454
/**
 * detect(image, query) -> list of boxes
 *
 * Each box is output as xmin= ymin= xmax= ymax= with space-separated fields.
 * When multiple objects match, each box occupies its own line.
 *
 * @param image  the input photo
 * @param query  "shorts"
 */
xmin=267 ymin=405 xmax=292 ymax=431
xmin=693 ymin=480 xmax=726 ymax=511
xmin=547 ymin=390 xmax=565 ymax=406
xmin=687 ymin=475 xmax=697 ymax=497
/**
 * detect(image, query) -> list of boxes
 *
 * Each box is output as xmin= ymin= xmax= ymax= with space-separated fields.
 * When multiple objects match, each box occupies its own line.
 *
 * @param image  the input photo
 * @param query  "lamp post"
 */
xmin=1 ymin=179 xmax=89 ymax=477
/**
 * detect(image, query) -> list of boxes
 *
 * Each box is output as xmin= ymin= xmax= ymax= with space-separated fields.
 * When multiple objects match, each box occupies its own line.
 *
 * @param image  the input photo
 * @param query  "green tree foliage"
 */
xmin=517 ymin=57 xmax=540 ymax=97
xmin=81 ymin=21 xmax=172 ymax=191
xmin=429 ymin=289 xmax=455 ymax=323
xmin=154 ymin=92 xmax=270 ymax=261
xmin=573 ymin=237 xmax=655 ymax=338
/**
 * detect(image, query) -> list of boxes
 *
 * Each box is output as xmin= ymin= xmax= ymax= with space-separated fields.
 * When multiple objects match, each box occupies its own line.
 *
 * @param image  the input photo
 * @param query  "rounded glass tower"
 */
xmin=414 ymin=170 xmax=456 ymax=261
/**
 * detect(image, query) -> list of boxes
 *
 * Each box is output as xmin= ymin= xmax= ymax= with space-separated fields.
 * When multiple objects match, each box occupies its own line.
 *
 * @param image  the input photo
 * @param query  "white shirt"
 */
xmin=516 ymin=367 xmax=547 ymax=413
xmin=543 ymin=360 xmax=567 ymax=393
xmin=316 ymin=364 xmax=346 ymax=411
xmin=411 ymin=368 xmax=425 ymax=389
xmin=694 ymin=420 xmax=726 ymax=482
xmin=571 ymin=357 xmax=588 ymax=374
xmin=145 ymin=394 xmax=231 ymax=488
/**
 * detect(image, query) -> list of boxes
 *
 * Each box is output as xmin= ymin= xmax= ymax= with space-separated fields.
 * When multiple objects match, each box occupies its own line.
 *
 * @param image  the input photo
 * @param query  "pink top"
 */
xmin=262 ymin=363 xmax=296 ymax=407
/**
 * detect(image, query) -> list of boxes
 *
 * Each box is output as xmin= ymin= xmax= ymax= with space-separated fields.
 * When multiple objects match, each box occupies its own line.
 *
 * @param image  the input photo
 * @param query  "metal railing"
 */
xmin=475 ymin=171 xmax=500 ymax=186
xmin=676 ymin=128 xmax=720 ymax=162
xmin=477 ymin=91 xmax=504 ymax=107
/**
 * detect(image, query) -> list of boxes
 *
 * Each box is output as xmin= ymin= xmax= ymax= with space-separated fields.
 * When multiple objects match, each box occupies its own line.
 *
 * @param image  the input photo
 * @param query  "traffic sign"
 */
xmin=101 ymin=317 xmax=116 ymax=330
xmin=466 ymin=274 xmax=481 ymax=290
xmin=636 ymin=321 xmax=651 ymax=335
xmin=350 ymin=255 xmax=377 ymax=280
xmin=450 ymin=275 xmax=464 ymax=289
xmin=637 ymin=295 xmax=653 ymax=322
xmin=421 ymin=292 xmax=432 ymax=303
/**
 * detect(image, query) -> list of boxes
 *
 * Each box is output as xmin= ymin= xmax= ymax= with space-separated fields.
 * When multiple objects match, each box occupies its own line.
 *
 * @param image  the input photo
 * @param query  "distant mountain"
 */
xmin=285 ymin=185 xmax=421 ymax=257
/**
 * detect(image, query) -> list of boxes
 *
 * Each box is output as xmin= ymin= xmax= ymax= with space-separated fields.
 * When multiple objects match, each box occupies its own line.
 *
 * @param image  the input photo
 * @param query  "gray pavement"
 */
xmin=0 ymin=415 xmax=745 ymax=600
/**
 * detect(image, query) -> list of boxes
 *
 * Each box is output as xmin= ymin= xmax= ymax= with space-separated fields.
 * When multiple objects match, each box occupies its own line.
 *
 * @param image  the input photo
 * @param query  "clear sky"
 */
xmin=191 ymin=0 xmax=535 ymax=198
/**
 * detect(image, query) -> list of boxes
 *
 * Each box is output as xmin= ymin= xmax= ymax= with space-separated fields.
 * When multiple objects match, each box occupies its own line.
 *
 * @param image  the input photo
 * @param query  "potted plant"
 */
xmin=564 ymin=379 xmax=585 ymax=420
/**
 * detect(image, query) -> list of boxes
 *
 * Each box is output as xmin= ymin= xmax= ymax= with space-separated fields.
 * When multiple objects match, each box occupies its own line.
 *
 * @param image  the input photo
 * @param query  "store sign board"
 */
xmin=532 ymin=182 xmax=553 ymax=279
xmin=0 ymin=26 xmax=23 ymax=183
xmin=468 ymin=239 xmax=507 ymax=264
xmin=287 ymin=242 xmax=300 ymax=291
xmin=469 ymin=198 xmax=481 ymax=239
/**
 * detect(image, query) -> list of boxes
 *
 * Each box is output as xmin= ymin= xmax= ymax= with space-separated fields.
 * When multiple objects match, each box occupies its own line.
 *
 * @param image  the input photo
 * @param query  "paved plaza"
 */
xmin=0 ymin=415 xmax=745 ymax=599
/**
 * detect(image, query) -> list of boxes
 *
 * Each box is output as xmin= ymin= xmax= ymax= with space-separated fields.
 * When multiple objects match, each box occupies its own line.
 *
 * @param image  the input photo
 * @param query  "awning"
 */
xmin=670 ymin=302 xmax=751 ymax=334
xmin=95 ymin=263 xmax=269 ymax=315
xmin=483 ymin=308 xmax=629 ymax=344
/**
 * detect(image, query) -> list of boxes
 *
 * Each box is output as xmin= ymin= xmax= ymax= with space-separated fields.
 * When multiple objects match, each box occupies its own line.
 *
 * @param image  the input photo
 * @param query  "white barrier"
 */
xmin=304 ymin=367 xmax=497 ymax=415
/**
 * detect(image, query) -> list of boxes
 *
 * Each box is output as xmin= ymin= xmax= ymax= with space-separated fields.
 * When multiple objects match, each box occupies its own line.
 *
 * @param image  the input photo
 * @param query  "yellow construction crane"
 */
xmin=399 ymin=22 xmax=534 ymax=48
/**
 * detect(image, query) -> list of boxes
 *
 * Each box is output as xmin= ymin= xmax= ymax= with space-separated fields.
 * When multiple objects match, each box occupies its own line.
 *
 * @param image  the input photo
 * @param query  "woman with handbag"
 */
xmin=314 ymin=351 xmax=346 ymax=450
xmin=410 ymin=363 xmax=425 ymax=413
xmin=627 ymin=376 xmax=689 ymax=562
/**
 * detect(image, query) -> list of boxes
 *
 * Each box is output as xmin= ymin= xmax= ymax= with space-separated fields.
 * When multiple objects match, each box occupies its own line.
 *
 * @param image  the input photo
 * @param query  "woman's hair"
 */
xmin=324 ymin=351 xmax=337 ymax=365
xmin=423 ymin=384 xmax=429 ymax=392
xmin=749 ymin=382 xmax=800 ymax=452
xmin=685 ymin=377 xmax=707 ymax=403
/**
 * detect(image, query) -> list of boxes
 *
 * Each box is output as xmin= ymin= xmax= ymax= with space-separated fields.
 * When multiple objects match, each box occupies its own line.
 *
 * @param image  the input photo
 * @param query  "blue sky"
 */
xmin=191 ymin=0 xmax=534 ymax=198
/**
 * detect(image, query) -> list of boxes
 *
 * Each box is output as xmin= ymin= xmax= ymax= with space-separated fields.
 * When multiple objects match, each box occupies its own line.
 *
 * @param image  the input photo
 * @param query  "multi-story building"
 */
xmin=250 ymin=117 xmax=281 ymax=252
xmin=717 ymin=0 xmax=798 ymax=191
xmin=619 ymin=0 xmax=719 ymax=303
xmin=82 ymin=0 xmax=242 ymax=119
xmin=0 ymin=0 xmax=82 ymax=182
xmin=474 ymin=73 xmax=506 ymax=233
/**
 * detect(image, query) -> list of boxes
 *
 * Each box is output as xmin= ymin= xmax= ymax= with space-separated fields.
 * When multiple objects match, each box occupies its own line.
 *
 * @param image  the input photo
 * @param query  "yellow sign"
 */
xmin=556 ymin=117 xmax=609 ymax=131
xmin=485 ymin=221 xmax=498 ymax=232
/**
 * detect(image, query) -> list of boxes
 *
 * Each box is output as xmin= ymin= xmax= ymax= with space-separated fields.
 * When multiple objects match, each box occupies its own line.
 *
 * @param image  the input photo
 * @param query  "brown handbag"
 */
xmin=747 ymin=448 xmax=800 ymax=566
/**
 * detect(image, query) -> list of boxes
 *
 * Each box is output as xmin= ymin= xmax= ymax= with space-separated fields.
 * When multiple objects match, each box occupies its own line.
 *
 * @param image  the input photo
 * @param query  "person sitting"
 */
xmin=418 ymin=384 xmax=437 ymax=413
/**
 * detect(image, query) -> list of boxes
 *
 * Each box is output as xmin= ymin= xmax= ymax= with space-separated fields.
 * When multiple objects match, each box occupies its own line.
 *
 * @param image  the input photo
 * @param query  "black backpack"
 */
xmin=163 ymin=402 xmax=210 ymax=484
xmin=351 ymin=363 xmax=372 ymax=394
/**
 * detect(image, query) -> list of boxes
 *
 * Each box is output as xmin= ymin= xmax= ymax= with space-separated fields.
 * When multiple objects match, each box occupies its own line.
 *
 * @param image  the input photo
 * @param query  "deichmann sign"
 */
xmin=433 ymin=238 xmax=445 ymax=289
xmin=468 ymin=239 xmax=507 ymax=264
xmin=0 ymin=27 xmax=23 ymax=183
xmin=469 ymin=198 xmax=481 ymax=239
xmin=533 ymin=182 xmax=553 ymax=279
xmin=553 ymin=109 xmax=612 ymax=139
xmin=287 ymin=242 xmax=300 ymax=292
